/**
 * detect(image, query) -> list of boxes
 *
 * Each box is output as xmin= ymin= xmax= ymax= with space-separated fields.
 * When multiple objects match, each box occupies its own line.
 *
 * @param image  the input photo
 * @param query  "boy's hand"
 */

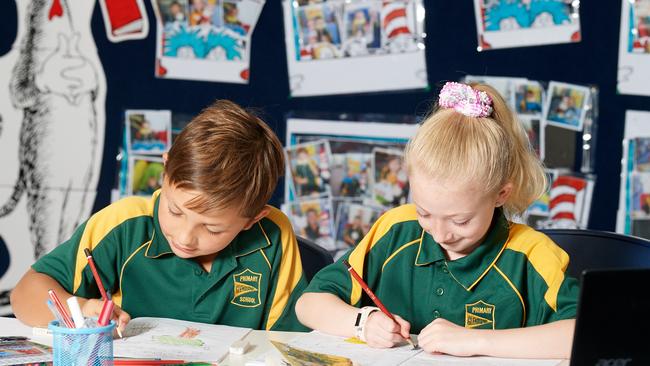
xmin=363 ymin=312 xmax=411 ymax=348
xmin=417 ymin=318 xmax=475 ymax=356
xmin=81 ymin=298 xmax=131 ymax=335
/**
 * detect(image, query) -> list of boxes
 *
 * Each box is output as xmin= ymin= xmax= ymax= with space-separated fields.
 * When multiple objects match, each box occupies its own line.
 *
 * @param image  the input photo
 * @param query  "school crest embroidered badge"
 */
xmin=465 ymin=300 xmax=495 ymax=329
xmin=231 ymin=268 xmax=262 ymax=308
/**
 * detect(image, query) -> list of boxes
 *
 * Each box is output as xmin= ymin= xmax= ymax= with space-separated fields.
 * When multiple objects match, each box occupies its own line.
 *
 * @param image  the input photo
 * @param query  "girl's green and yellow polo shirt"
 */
xmin=305 ymin=204 xmax=579 ymax=333
xmin=32 ymin=191 xmax=308 ymax=331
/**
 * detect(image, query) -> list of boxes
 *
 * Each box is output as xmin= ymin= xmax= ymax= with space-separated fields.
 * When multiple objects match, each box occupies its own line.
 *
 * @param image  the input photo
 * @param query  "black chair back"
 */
xmin=296 ymin=236 xmax=334 ymax=281
xmin=541 ymin=229 xmax=650 ymax=278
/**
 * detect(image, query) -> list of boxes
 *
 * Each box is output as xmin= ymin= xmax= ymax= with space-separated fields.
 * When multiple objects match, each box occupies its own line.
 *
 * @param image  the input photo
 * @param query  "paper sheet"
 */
xmin=402 ymin=352 xmax=563 ymax=366
xmin=114 ymin=317 xmax=251 ymax=362
xmin=287 ymin=331 xmax=420 ymax=366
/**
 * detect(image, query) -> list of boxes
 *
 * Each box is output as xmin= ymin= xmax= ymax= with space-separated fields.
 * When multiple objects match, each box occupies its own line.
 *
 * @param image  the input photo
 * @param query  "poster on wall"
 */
xmin=152 ymin=0 xmax=265 ymax=83
xmin=472 ymin=0 xmax=581 ymax=51
xmin=617 ymin=0 xmax=650 ymax=96
xmin=0 ymin=0 xmax=112 ymax=314
xmin=284 ymin=116 xmax=418 ymax=259
xmin=283 ymin=0 xmax=428 ymax=97
xmin=617 ymin=110 xmax=650 ymax=237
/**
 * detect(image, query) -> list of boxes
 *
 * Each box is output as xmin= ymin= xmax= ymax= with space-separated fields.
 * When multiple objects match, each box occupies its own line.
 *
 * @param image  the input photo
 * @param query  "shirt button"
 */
xmin=436 ymin=288 xmax=444 ymax=296
xmin=433 ymin=310 xmax=441 ymax=318
xmin=194 ymin=269 xmax=202 ymax=276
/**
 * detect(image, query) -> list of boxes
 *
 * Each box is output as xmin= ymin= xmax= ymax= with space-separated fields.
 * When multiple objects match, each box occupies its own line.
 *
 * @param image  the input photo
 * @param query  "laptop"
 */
xmin=570 ymin=268 xmax=650 ymax=366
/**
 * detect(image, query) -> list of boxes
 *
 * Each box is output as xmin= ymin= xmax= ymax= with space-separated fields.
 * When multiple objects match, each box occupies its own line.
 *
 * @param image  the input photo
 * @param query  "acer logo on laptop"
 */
xmin=595 ymin=359 xmax=632 ymax=366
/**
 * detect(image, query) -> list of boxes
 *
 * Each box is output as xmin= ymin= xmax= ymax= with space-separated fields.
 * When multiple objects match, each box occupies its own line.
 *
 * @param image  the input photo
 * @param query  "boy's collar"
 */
xmin=416 ymin=208 xmax=510 ymax=290
xmin=146 ymin=193 xmax=173 ymax=258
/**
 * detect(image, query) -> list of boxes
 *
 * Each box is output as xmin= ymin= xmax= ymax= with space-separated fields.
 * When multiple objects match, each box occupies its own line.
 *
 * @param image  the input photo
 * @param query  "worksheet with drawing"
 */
xmin=114 ymin=317 xmax=251 ymax=361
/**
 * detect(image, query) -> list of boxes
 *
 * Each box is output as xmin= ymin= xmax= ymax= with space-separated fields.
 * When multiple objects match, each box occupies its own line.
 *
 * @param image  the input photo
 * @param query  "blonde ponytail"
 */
xmin=405 ymin=83 xmax=547 ymax=218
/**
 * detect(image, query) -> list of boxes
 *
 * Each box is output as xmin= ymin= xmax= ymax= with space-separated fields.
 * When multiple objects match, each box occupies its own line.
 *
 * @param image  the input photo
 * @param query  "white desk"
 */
xmin=0 ymin=317 xmax=569 ymax=365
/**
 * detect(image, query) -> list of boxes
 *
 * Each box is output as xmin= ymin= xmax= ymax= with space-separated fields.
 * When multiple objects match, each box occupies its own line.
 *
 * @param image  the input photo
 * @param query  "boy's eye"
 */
xmin=206 ymin=228 xmax=222 ymax=236
xmin=453 ymin=220 xmax=470 ymax=226
xmin=416 ymin=211 xmax=429 ymax=218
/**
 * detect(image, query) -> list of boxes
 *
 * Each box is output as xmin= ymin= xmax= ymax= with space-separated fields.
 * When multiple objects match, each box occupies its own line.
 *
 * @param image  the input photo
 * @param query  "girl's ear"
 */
xmin=495 ymin=182 xmax=513 ymax=207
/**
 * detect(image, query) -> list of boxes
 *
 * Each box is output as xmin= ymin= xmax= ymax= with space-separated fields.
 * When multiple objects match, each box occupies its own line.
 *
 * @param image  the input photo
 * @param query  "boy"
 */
xmin=11 ymin=100 xmax=308 ymax=332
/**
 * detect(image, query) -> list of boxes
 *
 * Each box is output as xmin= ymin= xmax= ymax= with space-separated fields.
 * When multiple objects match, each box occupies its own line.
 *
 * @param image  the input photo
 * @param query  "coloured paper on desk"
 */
xmin=114 ymin=317 xmax=251 ymax=362
xmin=0 ymin=339 xmax=52 ymax=366
xmin=287 ymin=331 xmax=419 ymax=366
xmin=401 ymin=352 xmax=563 ymax=366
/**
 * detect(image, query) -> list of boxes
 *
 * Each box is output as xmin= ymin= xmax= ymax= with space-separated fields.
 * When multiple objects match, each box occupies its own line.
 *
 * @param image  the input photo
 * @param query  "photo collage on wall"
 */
xmin=282 ymin=116 xmax=418 ymax=260
xmin=118 ymin=110 xmax=172 ymax=198
xmin=618 ymin=111 xmax=650 ymax=239
xmin=152 ymin=0 xmax=265 ymax=83
xmin=463 ymin=75 xmax=597 ymax=229
xmin=473 ymin=0 xmax=581 ymax=51
xmin=283 ymin=0 xmax=428 ymax=96
xmin=618 ymin=0 xmax=650 ymax=96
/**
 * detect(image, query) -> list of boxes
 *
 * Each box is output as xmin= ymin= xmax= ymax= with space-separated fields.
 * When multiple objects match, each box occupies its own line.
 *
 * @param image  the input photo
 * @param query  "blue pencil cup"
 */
xmin=48 ymin=319 xmax=115 ymax=366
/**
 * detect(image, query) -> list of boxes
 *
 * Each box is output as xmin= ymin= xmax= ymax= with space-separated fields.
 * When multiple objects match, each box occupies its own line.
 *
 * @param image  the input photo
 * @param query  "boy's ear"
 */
xmin=162 ymin=153 xmax=168 ymax=166
xmin=242 ymin=206 xmax=271 ymax=230
xmin=495 ymin=182 xmax=513 ymax=207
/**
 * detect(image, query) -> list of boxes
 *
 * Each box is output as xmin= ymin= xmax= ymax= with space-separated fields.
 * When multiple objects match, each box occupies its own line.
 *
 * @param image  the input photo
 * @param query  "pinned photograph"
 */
xmin=634 ymin=137 xmax=650 ymax=172
xmin=152 ymin=0 xmax=264 ymax=83
xmin=631 ymin=172 xmax=650 ymax=218
xmin=543 ymin=82 xmax=590 ymax=132
xmin=629 ymin=0 xmax=650 ymax=54
xmin=342 ymin=1 xmax=381 ymax=57
xmin=371 ymin=148 xmax=408 ymax=207
xmin=125 ymin=110 xmax=172 ymax=154
xmin=335 ymin=202 xmax=383 ymax=249
xmin=296 ymin=3 xmax=343 ymax=60
xmin=129 ymin=156 xmax=164 ymax=196
xmin=473 ymin=0 xmax=581 ymax=50
xmin=282 ymin=198 xmax=336 ymax=252
xmin=520 ymin=116 xmax=543 ymax=159
xmin=286 ymin=140 xmax=333 ymax=198
xmin=513 ymin=81 xmax=544 ymax=116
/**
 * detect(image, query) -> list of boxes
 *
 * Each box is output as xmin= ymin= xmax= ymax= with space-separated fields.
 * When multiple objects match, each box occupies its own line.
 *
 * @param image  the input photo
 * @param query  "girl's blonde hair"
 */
xmin=405 ymin=83 xmax=547 ymax=217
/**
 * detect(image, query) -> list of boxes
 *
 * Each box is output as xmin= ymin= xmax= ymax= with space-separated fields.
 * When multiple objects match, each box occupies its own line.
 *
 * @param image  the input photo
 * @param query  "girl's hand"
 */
xmin=417 ymin=318 xmax=477 ymax=356
xmin=363 ymin=312 xmax=411 ymax=348
xmin=81 ymin=298 xmax=131 ymax=335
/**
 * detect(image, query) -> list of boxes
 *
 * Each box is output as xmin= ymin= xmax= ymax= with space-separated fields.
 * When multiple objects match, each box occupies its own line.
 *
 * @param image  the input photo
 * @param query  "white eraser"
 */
xmin=229 ymin=339 xmax=248 ymax=355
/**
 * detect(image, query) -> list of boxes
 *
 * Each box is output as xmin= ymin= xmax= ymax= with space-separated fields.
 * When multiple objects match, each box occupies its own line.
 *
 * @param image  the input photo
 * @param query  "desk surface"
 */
xmin=0 ymin=317 xmax=569 ymax=366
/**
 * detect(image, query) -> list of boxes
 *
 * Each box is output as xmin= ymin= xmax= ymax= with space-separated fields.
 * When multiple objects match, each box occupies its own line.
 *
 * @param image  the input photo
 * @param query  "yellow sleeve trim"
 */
xmin=348 ymin=204 xmax=418 ymax=305
xmin=494 ymin=265 xmax=526 ymax=326
xmin=263 ymin=207 xmax=304 ymax=330
xmin=72 ymin=194 xmax=157 ymax=294
xmin=504 ymin=224 xmax=569 ymax=312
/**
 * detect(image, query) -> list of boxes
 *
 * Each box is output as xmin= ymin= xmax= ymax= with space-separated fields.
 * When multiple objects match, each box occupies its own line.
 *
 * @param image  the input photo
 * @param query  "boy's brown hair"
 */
xmin=165 ymin=100 xmax=284 ymax=217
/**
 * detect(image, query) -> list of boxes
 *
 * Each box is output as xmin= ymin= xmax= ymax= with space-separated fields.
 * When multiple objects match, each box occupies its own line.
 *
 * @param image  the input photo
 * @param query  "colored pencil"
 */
xmin=342 ymin=259 xmax=416 ymax=349
xmin=84 ymin=248 xmax=108 ymax=301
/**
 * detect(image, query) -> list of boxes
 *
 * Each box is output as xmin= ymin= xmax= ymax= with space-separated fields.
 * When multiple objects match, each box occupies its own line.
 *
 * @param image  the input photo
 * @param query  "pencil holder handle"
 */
xmin=49 ymin=319 xmax=115 ymax=365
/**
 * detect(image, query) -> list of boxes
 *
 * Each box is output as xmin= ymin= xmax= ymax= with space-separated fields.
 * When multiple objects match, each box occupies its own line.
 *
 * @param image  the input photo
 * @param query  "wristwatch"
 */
xmin=354 ymin=306 xmax=379 ymax=342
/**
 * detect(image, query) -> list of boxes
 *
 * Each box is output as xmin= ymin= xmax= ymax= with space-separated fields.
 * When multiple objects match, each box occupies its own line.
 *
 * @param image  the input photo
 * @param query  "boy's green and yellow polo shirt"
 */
xmin=32 ymin=191 xmax=308 ymax=331
xmin=305 ymin=204 xmax=579 ymax=333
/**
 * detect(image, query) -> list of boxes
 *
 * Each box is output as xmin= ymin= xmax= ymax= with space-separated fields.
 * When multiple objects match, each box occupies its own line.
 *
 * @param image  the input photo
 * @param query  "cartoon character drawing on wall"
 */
xmin=0 ymin=0 xmax=108 ymax=259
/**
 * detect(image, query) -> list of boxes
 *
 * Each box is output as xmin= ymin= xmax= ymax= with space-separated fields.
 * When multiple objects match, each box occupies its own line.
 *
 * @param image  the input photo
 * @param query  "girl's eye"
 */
xmin=416 ymin=211 xmax=430 ymax=218
xmin=206 ymin=229 xmax=221 ymax=236
xmin=454 ymin=220 xmax=470 ymax=226
xmin=168 ymin=208 xmax=182 ymax=216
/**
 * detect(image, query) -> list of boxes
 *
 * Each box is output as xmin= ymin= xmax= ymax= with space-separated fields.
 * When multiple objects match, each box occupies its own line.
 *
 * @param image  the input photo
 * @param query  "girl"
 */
xmin=295 ymin=82 xmax=579 ymax=359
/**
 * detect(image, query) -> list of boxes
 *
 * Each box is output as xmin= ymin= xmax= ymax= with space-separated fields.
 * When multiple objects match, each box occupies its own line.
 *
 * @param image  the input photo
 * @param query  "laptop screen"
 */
xmin=570 ymin=268 xmax=650 ymax=366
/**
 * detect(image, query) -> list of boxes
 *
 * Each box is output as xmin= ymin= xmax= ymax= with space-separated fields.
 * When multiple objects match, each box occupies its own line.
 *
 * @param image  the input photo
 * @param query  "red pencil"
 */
xmin=342 ymin=259 xmax=416 ymax=348
xmin=84 ymin=248 xmax=108 ymax=301
xmin=47 ymin=289 xmax=75 ymax=328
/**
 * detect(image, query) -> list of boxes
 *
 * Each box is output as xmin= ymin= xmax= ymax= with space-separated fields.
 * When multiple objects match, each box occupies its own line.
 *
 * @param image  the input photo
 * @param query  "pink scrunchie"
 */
xmin=438 ymin=82 xmax=493 ymax=118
